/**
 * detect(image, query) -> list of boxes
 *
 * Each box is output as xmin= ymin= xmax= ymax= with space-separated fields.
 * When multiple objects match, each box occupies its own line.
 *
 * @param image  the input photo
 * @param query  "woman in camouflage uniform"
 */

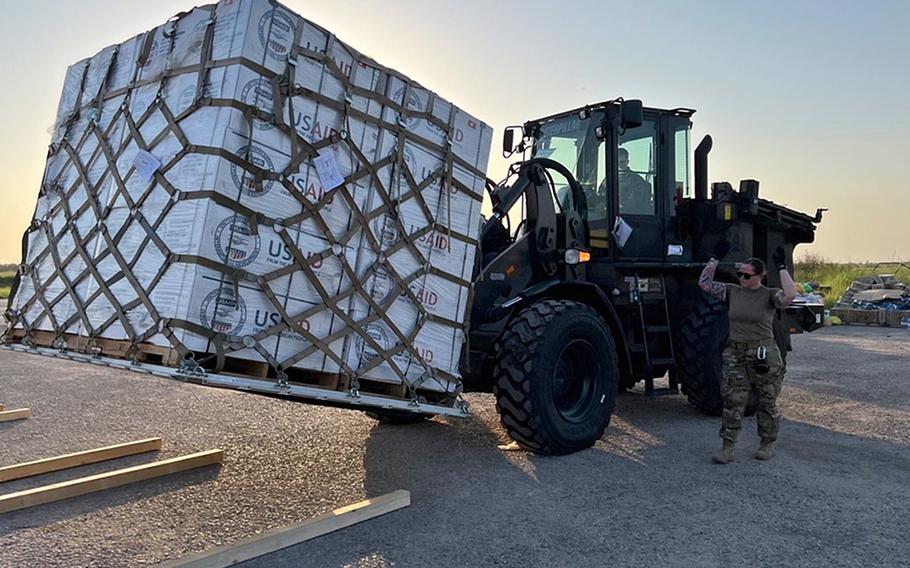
xmin=698 ymin=247 xmax=797 ymax=463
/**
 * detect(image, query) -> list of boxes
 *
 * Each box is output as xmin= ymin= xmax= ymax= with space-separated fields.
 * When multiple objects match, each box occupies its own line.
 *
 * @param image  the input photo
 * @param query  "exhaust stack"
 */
xmin=694 ymin=134 xmax=713 ymax=200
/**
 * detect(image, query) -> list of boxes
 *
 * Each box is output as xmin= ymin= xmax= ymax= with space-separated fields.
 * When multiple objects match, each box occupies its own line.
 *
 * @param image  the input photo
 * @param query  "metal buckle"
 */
xmin=88 ymin=339 xmax=103 ymax=360
xmin=757 ymin=345 xmax=768 ymax=360
xmin=177 ymin=355 xmax=207 ymax=378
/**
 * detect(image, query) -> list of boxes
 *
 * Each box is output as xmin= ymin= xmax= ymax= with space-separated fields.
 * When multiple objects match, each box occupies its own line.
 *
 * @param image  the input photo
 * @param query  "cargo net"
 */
xmin=3 ymin=1 xmax=492 ymax=408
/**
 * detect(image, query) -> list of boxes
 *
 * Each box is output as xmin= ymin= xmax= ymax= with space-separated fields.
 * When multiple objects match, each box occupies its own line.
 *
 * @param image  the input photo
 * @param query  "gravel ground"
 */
xmin=0 ymin=323 xmax=908 ymax=568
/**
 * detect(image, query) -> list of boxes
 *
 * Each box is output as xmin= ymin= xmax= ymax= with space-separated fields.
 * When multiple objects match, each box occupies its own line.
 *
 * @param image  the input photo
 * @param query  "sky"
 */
xmin=0 ymin=0 xmax=907 ymax=263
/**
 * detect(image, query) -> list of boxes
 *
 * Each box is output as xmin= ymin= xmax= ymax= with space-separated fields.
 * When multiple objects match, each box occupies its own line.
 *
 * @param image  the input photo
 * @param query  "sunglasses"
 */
xmin=737 ymin=271 xmax=759 ymax=280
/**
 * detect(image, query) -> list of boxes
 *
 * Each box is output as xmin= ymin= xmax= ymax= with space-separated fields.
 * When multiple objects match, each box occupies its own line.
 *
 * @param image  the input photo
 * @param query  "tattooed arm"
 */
xmin=698 ymin=258 xmax=727 ymax=302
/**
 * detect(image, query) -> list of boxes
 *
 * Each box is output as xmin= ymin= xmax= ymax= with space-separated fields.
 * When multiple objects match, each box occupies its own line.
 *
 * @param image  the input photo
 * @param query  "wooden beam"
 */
xmin=0 ymin=403 xmax=5 ymax=411
xmin=0 ymin=449 xmax=223 ymax=514
xmin=0 ymin=438 xmax=163 ymax=483
xmin=0 ymin=408 xmax=31 ymax=423
xmin=161 ymin=490 xmax=411 ymax=568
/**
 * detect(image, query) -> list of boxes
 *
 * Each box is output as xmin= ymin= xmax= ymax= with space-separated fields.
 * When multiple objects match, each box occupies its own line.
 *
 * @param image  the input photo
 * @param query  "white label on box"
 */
xmin=133 ymin=149 xmax=161 ymax=182
xmin=313 ymin=151 xmax=344 ymax=190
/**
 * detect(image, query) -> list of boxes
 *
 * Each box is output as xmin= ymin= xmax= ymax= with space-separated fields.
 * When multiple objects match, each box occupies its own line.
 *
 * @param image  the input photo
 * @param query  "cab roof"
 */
xmin=529 ymin=98 xmax=696 ymax=127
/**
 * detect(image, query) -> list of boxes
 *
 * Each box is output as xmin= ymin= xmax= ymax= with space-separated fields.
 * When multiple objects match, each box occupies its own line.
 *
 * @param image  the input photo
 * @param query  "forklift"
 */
xmin=460 ymin=98 xmax=825 ymax=454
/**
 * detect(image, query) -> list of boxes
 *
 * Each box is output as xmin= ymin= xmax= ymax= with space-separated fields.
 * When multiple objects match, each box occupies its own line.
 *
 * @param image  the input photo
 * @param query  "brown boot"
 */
xmin=711 ymin=440 xmax=735 ymax=464
xmin=754 ymin=441 xmax=775 ymax=460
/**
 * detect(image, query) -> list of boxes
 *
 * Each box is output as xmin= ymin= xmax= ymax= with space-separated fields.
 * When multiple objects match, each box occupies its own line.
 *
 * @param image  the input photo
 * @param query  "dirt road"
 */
xmin=1 ymin=325 xmax=907 ymax=567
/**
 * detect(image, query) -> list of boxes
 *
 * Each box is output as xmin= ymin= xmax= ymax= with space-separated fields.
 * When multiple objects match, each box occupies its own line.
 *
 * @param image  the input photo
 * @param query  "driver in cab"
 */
xmin=586 ymin=147 xmax=653 ymax=217
xmin=617 ymin=147 xmax=652 ymax=215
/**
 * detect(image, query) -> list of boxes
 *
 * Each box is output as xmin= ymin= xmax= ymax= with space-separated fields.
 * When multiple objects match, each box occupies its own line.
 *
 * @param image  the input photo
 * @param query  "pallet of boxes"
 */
xmin=831 ymin=275 xmax=910 ymax=328
xmin=2 ymin=0 xmax=492 ymax=418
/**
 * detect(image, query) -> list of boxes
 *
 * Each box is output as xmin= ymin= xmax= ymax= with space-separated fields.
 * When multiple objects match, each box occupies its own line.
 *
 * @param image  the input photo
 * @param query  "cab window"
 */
xmin=675 ymin=126 xmax=691 ymax=198
xmin=618 ymin=121 xmax=657 ymax=216
xmin=535 ymin=113 xmax=607 ymax=222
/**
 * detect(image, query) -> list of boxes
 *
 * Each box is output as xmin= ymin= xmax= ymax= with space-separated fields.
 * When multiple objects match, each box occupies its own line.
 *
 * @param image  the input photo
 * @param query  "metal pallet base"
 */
xmin=1 ymin=344 xmax=471 ymax=419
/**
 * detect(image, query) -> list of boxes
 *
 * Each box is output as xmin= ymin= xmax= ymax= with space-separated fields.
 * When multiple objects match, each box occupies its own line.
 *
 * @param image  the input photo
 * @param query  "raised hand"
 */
xmin=772 ymin=246 xmax=786 ymax=270
xmin=713 ymin=238 xmax=732 ymax=261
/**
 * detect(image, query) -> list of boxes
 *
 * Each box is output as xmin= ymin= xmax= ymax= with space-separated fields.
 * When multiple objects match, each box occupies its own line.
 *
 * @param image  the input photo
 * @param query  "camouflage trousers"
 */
xmin=719 ymin=343 xmax=786 ymax=444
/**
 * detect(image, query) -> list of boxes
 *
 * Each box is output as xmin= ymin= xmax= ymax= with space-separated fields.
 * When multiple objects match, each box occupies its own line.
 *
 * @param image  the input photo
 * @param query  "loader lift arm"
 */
xmin=481 ymin=158 xmax=589 ymax=280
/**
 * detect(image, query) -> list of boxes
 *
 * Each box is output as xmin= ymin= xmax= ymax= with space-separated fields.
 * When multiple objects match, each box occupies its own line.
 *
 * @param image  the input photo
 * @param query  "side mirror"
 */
xmin=621 ymin=100 xmax=643 ymax=129
xmin=502 ymin=126 xmax=522 ymax=156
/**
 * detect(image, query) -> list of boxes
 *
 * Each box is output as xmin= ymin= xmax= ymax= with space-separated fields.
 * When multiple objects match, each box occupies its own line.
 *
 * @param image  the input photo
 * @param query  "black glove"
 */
xmin=713 ymin=238 xmax=732 ymax=260
xmin=772 ymin=246 xmax=787 ymax=270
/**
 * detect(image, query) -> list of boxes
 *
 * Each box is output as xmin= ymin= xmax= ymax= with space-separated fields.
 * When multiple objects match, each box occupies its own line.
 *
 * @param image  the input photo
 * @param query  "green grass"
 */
xmin=0 ymin=269 xmax=14 ymax=300
xmin=794 ymin=253 xmax=910 ymax=308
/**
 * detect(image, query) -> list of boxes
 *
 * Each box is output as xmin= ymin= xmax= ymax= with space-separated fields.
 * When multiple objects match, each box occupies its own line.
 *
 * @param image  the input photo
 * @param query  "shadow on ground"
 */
xmin=242 ymin=374 xmax=910 ymax=568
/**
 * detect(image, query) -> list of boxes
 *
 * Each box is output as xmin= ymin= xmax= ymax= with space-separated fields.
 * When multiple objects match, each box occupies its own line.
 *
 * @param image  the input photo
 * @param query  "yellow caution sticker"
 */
xmin=724 ymin=203 xmax=733 ymax=221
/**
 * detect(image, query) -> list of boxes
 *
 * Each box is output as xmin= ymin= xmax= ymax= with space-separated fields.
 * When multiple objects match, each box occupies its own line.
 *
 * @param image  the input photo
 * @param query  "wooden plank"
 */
xmin=0 ymin=403 xmax=5 ymax=411
xmin=161 ymin=490 xmax=411 ymax=568
xmin=0 ymin=438 xmax=163 ymax=483
xmin=0 ymin=449 xmax=223 ymax=514
xmin=0 ymin=408 xmax=31 ymax=423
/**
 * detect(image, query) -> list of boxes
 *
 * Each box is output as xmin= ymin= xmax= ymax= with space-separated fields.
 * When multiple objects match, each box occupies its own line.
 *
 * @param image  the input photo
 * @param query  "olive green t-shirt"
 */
xmin=724 ymin=284 xmax=786 ymax=342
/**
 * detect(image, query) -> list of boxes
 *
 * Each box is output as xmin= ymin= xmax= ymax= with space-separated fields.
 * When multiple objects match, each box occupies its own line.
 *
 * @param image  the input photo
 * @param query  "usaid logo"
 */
xmin=230 ymin=146 xmax=275 ymax=196
xmin=177 ymin=79 xmax=215 ymax=113
xmin=414 ymin=345 xmax=434 ymax=364
xmin=214 ymin=215 xmax=260 ymax=268
xmin=258 ymin=9 xmax=296 ymax=61
xmin=393 ymin=87 xmax=449 ymax=139
xmin=186 ymin=19 xmax=209 ymax=55
xmin=357 ymin=323 xmax=391 ymax=366
xmin=393 ymin=86 xmax=424 ymax=130
xmin=416 ymin=229 xmax=449 ymax=252
xmin=409 ymin=281 xmax=439 ymax=310
xmin=367 ymin=270 xmax=394 ymax=302
xmin=398 ymin=146 xmax=444 ymax=192
xmin=371 ymin=215 xmax=400 ymax=247
xmin=200 ymin=286 xmax=247 ymax=336
xmin=240 ymin=78 xmax=275 ymax=131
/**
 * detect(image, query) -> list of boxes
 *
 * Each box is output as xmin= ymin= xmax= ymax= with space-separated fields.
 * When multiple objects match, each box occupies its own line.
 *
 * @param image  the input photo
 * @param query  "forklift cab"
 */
xmin=517 ymin=100 xmax=695 ymax=262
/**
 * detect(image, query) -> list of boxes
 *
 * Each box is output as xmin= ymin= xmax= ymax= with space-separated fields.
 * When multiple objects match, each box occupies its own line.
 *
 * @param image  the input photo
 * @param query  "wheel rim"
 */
xmin=552 ymin=338 xmax=600 ymax=423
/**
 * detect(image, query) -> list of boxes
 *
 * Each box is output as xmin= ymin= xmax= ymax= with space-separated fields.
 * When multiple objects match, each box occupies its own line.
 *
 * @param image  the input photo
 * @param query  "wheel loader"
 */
xmin=453 ymin=98 xmax=825 ymax=454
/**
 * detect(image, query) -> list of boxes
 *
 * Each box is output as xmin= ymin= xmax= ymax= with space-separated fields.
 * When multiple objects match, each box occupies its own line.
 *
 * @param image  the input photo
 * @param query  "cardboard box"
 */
xmin=8 ymin=0 xmax=492 ymax=395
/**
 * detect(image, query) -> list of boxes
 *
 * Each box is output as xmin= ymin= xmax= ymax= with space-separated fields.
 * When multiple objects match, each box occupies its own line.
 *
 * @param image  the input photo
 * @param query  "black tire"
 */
xmin=493 ymin=299 xmax=619 ymax=455
xmin=364 ymin=410 xmax=432 ymax=425
xmin=677 ymin=295 xmax=758 ymax=416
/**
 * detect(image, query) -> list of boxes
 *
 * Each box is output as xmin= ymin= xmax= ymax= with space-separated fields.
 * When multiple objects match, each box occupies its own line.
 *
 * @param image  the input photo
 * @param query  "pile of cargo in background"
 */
xmin=4 ymin=0 xmax=492 ymax=401
xmin=831 ymin=274 xmax=910 ymax=328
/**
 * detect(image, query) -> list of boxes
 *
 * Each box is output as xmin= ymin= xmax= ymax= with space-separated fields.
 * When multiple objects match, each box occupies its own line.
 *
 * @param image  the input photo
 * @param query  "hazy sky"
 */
xmin=0 ymin=0 xmax=907 ymax=263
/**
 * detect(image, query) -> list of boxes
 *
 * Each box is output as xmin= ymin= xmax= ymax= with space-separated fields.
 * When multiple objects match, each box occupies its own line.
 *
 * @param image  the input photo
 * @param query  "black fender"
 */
xmin=514 ymin=279 xmax=633 ymax=380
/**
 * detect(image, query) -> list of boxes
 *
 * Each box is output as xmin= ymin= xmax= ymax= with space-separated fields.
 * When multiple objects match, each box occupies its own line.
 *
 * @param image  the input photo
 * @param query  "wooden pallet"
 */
xmin=6 ymin=329 xmax=180 ymax=366
xmin=4 ymin=329 xmax=419 ymax=400
xmin=831 ymin=308 xmax=910 ymax=327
